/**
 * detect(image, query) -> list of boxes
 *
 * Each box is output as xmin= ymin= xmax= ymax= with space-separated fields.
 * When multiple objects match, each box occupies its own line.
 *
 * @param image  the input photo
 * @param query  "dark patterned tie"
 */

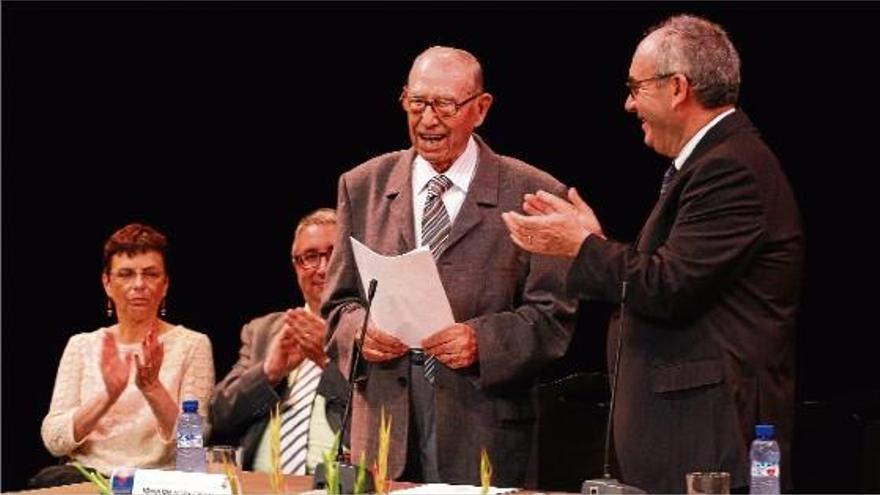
xmin=422 ymin=175 xmax=454 ymax=258
xmin=660 ymin=163 xmax=677 ymax=196
xmin=420 ymin=174 xmax=453 ymax=384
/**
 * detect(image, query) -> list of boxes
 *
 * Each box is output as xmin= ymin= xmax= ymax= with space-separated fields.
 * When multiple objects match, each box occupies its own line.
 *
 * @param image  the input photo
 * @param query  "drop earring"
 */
xmin=106 ymin=299 xmax=114 ymax=318
xmin=160 ymin=298 xmax=167 ymax=317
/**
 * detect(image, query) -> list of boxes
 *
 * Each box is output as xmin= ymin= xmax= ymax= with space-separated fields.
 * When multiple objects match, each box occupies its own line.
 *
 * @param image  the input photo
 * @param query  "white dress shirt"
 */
xmin=412 ymin=136 xmax=479 ymax=248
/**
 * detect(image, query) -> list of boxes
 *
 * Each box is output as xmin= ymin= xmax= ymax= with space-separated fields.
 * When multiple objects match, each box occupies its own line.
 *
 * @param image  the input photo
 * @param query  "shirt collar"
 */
xmin=673 ymin=108 xmax=735 ymax=170
xmin=413 ymin=136 xmax=478 ymax=194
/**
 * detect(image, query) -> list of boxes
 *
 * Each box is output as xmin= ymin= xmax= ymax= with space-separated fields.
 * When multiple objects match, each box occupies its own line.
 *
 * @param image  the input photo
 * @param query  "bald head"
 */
xmin=408 ymin=46 xmax=483 ymax=94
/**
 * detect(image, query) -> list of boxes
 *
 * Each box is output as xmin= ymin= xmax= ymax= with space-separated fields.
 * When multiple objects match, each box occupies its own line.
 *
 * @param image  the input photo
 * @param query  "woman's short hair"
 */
xmin=103 ymin=223 xmax=169 ymax=274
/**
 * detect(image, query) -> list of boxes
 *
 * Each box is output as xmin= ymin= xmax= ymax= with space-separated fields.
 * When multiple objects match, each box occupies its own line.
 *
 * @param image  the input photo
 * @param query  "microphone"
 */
xmin=340 ymin=278 xmax=378 ymax=456
xmin=351 ymin=279 xmax=378 ymax=385
xmin=582 ymin=281 xmax=645 ymax=494
xmin=313 ymin=279 xmax=377 ymax=493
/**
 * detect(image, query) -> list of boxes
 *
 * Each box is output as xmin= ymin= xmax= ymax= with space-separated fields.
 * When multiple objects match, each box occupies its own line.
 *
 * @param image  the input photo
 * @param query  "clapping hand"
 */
xmin=285 ymin=308 xmax=328 ymax=367
xmin=100 ymin=331 xmax=131 ymax=401
xmin=263 ymin=321 xmax=305 ymax=384
xmin=134 ymin=323 xmax=164 ymax=392
xmin=502 ymin=188 xmax=604 ymax=257
xmin=524 ymin=187 xmax=604 ymax=237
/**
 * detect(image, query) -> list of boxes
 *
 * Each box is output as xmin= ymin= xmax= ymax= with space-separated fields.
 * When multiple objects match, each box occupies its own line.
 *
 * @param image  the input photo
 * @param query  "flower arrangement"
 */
xmin=268 ymin=403 xmax=284 ymax=494
xmin=223 ymin=457 xmax=241 ymax=495
xmin=354 ymin=451 xmax=369 ymax=495
xmin=480 ymin=447 xmax=493 ymax=495
xmin=71 ymin=462 xmax=111 ymax=495
xmin=372 ymin=406 xmax=392 ymax=495
xmin=322 ymin=432 xmax=342 ymax=495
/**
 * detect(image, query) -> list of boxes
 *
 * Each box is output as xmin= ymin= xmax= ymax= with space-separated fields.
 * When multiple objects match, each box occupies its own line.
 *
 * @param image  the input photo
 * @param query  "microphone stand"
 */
xmin=314 ymin=279 xmax=377 ymax=493
xmin=582 ymin=281 xmax=645 ymax=494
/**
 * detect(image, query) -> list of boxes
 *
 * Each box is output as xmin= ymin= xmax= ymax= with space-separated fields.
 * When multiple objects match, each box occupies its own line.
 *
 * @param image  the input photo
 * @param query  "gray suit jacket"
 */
xmin=323 ymin=136 xmax=578 ymax=487
xmin=210 ymin=312 xmax=349 ymax=470
xmin=569 ymin=111 xmax=803 ymax=493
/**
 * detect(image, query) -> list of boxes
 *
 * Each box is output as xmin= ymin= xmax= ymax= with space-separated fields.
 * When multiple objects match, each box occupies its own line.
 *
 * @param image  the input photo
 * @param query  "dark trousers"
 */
xmin=399 ymin=351 xmax=440 ymax=483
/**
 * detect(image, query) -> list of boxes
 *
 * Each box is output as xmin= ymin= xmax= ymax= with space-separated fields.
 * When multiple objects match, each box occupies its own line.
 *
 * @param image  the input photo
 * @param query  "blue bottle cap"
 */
xmin=756 ymin=424 xmax=775 ymax=440
xmin=110 ymin=467 xmax=136 ymax=495
xmin=182 ymin=400 xmax=198 ymax=413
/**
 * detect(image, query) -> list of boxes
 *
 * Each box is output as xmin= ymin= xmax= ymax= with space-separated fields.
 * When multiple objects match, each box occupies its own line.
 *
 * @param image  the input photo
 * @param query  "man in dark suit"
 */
xmin=211 ymin=208 xmax=349 ymax=474
xmin=503 ymin=15 xmax=803 ymax=493
xmin=323 ymin=46 xmax=577 ymax=487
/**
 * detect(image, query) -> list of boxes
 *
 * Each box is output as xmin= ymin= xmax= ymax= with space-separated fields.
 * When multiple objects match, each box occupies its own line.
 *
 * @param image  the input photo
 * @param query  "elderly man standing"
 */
xmin=323 ymin=46 xmax=577 ymax=487
xmin=504 ymin=15 xmax=803 ymax=493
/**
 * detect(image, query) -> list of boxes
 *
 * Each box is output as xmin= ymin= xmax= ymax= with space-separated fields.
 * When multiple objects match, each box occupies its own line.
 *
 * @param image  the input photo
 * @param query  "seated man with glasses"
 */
xmin=211 ymin=208 xmax=350 ymax=476
xmin=324 ymin=45 xmax=577 ymax=487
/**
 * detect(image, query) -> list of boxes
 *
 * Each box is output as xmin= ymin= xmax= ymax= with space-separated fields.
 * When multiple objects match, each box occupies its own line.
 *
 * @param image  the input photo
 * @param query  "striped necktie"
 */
xmin=279 ymin=359 xmax=322 ymax=475
xmin=660 ymin=163 xmax=677 ymax=196
xmin=422 ymin=175 xmax=454 ymax=259
xmin=420 ymin=174 xmax=454 ymax=384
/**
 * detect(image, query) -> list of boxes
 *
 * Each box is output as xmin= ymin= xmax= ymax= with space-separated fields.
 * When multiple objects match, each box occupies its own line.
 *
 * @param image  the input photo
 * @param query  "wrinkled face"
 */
xmin=404 ymin=56 xmax=492 ymax=173
xmin=292 ymin=223 xmax=337 ymax=311
xmin=624 ymin=40 xmax=681 ymax=158
xmin=103 ymin=250 xmax=169 ymax=322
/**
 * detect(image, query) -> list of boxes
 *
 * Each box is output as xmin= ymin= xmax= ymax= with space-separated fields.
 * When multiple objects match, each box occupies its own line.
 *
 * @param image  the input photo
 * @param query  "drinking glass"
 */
xmin=686 ymin=471 xmax=731 ymax=494
xmin=206 ymin=445 xmax=242 ymax=492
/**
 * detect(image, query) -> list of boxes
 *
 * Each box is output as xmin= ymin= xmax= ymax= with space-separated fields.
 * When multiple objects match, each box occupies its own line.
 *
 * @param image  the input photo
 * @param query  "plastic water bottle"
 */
xmin=749 ymin=423 xmax=781 ymax=494
xmin=176 ymin=400 xmax=206 ymax=472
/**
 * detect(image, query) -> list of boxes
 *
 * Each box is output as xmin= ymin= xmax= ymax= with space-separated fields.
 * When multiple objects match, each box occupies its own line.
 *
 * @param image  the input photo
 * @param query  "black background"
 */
xmin=3 ymin=2 xmax=879 ymax=492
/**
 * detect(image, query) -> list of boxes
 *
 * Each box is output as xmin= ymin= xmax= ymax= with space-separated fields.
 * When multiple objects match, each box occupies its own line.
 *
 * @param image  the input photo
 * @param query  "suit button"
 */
xmin=397 ymin=376 xmax=408 ymax=387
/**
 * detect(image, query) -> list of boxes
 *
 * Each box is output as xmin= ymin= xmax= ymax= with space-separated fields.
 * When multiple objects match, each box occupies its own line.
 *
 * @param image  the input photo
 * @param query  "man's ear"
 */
xmin=473 ymin=92 xmax=494 ymax=128
xmin=670 ymin=74 xmax=690 ymax=107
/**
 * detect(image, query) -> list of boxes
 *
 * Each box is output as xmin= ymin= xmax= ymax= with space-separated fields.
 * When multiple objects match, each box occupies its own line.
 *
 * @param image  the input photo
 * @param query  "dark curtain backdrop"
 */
xmin=3 ymin=2 xmax=878 ymax=492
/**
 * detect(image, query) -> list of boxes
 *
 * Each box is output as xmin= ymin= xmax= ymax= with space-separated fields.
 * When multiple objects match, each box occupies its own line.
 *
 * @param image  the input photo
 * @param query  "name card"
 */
xmin=132 ymin=468 xmax=233 ymax=495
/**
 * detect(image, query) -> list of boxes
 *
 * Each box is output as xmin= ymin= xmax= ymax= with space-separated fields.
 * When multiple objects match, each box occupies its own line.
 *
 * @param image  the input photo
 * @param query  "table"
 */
xmin=10 ymin=470 xmax=417 ymax=494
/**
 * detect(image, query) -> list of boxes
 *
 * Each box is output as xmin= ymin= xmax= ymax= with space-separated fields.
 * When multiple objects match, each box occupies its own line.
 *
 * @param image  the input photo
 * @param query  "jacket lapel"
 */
xmin=680 ymin=110 xmax=752 ymax=171
xmin=384 ymin=150 xmax=417 ymax=254
xmin=634 ymin=110 xmax=752 ymax=251
xmin=445 ymin=136 xmax=499 ymax=253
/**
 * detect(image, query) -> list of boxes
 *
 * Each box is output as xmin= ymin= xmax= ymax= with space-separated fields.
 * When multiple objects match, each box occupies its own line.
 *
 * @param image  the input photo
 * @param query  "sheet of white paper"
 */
xmin=390 ymin=483 xmax=518 ymax=495
xmin=131 ymin=468 xmax=233 ymax=495
xmin=350 ymin=237 xmax=455 ymax=347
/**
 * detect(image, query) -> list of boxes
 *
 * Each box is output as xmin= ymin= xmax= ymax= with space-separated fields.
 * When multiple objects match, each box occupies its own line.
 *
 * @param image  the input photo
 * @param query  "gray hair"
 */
xmin=291 ymin=208 xmax=337 ymax=253
xmin=647 ymin=14 xmax=741 ymax=108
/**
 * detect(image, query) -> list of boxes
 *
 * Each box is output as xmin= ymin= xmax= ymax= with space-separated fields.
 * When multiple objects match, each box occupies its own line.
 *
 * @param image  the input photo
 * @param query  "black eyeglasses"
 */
xmin=293 ymin=248 xmax=333 ymax=270
xmin=625 ymin=73 xmax=675 ymax=98
xmin=400 ymin=89 xmax=484 ymax=118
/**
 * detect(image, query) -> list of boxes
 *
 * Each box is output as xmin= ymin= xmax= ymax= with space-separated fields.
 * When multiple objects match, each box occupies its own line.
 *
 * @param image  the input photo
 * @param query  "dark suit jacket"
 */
xmin=568 ymin=111 xmax=803 ymax=493
xmin=210 ymin=312 xmax=349 ymax=470
xmin=323 ymin=135 xmax=578 ymax=487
